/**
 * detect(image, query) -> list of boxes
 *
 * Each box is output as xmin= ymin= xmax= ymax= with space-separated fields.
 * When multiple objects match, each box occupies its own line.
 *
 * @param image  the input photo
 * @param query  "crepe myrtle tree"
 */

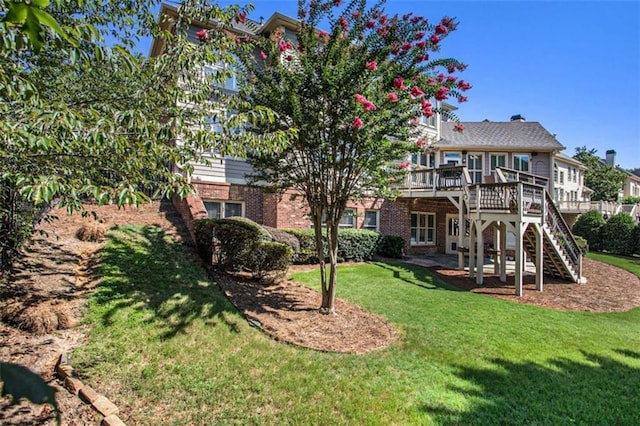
xmin=235 ymin=0 xmax=470 ymax=314
xmin=0 ymin=0 xmax=291 ymax=272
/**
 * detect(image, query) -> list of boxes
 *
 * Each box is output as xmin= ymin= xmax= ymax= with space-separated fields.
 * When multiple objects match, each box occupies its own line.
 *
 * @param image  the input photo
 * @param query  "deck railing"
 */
xmin=402 ymin=165 xmax=469 ymax=192
xmin=545 ymin=191 xmax=583 ymax=277
xmin=469 ymin=181 xmax=545 ymax=215
xmin=495 ymin=167 xmax=550 ymax=189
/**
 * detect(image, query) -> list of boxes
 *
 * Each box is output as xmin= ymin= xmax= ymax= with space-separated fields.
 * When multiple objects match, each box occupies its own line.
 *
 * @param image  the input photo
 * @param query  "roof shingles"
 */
xmin=438 ymin=121 xmax=565 ymax=151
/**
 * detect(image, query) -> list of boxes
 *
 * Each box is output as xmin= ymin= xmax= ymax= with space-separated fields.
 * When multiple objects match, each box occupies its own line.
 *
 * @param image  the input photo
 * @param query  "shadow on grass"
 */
xmin=371 ymin=261 xmax=465 ymax=292
xmin=422 ymin=350 xmax=640 ymax=424
xmin=92 ymin=224 xmax=240 ymax=339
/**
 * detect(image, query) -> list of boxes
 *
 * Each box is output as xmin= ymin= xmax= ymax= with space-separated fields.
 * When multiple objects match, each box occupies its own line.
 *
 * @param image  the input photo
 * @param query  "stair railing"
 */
xmin=544 ymin=190 xmax=582 ymax=278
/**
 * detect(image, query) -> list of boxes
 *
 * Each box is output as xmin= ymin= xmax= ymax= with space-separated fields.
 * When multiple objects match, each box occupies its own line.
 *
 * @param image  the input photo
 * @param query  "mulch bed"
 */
xmin=430 ymin=257 xmax=640 ymax=312
xmin=216 ymin=272 xmax=398 ymax=354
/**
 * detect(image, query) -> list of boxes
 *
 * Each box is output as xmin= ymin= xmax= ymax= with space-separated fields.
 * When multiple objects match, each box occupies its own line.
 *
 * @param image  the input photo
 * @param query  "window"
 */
xmin=443 ymin=152 xmax=462 ymax=165
xmin=339 ymin=208 xmax=356 ymax=228
xmin=553 ymin=165 xmax=558 ymax=183
xmin=513 ymin=154 xmax=529 ymax=172
xmin=204 ymin=61 xmax=241 ymax=92
xmin=411 ymin=212 xmax=435 ymax=245
xmin=363 ymin=210 xmax=379 ymax=231
xmin=467 ymin=153 xmax=483 ymax=184
xmin=559 ymin=171 xmax=565 ymax=184
xmin=203 ymin=201 xmax=244 ymax=219
xmin=418 ymin=98 xmax=437 ymax=128
xmin=490 ymin=153 xmax=506 ymax=172
xmin=320 ymin=208 xmax=356 ymax=228
xmin=411 ymin=151 xmax=435 ymax=168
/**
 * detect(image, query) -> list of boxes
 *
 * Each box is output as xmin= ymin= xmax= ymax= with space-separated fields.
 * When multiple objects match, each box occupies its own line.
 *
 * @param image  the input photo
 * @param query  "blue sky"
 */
xmin=141 ymin=1 xmax=639 ymax=169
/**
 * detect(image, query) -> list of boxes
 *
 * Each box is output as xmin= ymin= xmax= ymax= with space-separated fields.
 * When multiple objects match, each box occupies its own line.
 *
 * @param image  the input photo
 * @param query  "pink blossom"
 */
xmin=410 ymin=16 xmax=423 ymax=24
xmin=377 ymin=26 xmax=389 ymax=37
xmin=340 ymin=17 xmax=349 ymax=32
xmin=457 ymin=80 xmax=472 ymax=91
xmin=297 ymin=43 xmax=305 ymax=52
xmin=236 ymin=12 xmax=247 ymax=23
xmin=410 ymin=85 xmax=424 ymax=97
xmin=398 ymin=161 xmax=411 ymax=169
xmin=365 ymin=61 xmax=378 ymax=71
xmin=286 ymin=55 xmax=293 ymax=62
xmin=403 ymin=13 xmax=412 ymax=21
xmin=435 ymin=86 xmax=449 ymax=101
xmin=435 ymin=24 xmax=448 ymax=34
xmin=260 ymin=51 xmax=267 ymax=60
xmin=354 ymin=94 xmax=377 ymax=111
xmin=442 ymin=17 xmax=452 ymax=27
xmin=416 ymin=138 xmax=426 ymax=148
xmin=353 ymin=117 xmax=363 ymax=129
xmin=454 ymin=123 xmax=465 ymax=132
xmin=447 ymin=64 xmax=456 ymax=73
xmin=447 ymin=75 xmax=457 ymax=83
xmin=333 ymin=0 xmax=342 ymax=6
xmin=437 ymin=73 xmax=445 ymax=82
xmin=196 ymin=29 xmax=208 ymax=42
xmin=417 ymin=54 xmax=429 ymax=62
xmin=352 ymin=11 xmax=362 ymax=19
xmin=317 ymin=30 xmax=329 ymax=42
xmin=378 ymin=15 xmax=388 ymax=25
xmin=401 ymin=41 xmax=412 ymax=50
xmin=430 ymin=34 xmax=440 ymax=44
xmin=457 ymin=95 xmax=468 ymax=103
xmin=366 ymin=20 xmax=375 ymax=29
xmin=387 ymin=92 xmax=399 ymax=102
xmin=427 ymin=77 xmax=436 ymax=85
xmin=393 ymin=77 xmax=407 ymax=90
xmin=415 ymin=40 xmax=426 ymax=49
xmin=414 ymin=31 xmax=425 ymax=39
xmin=457 ymin=63 xmax=468 ymax=71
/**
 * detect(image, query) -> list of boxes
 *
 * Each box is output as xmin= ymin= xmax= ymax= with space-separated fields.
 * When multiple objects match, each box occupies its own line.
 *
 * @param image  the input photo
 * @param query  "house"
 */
xmin=599 ymin=150 xmax=640 ymax=221
xmin=151 ymin=4 xmax=586 ymax=295
xmin=552 ymin=152 xmax=592 ymax=226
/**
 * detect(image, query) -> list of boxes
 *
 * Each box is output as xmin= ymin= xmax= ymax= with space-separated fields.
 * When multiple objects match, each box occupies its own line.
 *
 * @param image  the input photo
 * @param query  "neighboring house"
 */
xmin=151 ymin=4 xmax=586 ymax=294
xmin=552 ymin=152 xmax=592 ymax=226
xmin=599 ymin=150 xmax=640 ymax=221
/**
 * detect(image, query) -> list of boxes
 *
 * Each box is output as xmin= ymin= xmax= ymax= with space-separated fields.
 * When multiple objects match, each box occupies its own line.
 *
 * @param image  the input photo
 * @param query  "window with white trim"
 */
xmin=203 ymin=201 xmax=244 ymax=219
xmin=411 ymin=212 xmax=435 ymax=245
xmin=513 ymin=154 xmax=530 ymax=172
xmin=363 ymin=210 xmax=379 ymax=231
xmin=444 ymin=152 xmax=462 ymax=165
xmin=490 ymin=153 xmax=506 ymax=172
xmin=411 ymin=152 xmax=435 ymax=168
xmin=467 ymin=153 xmax=483 ymax=184
xmin=204 ymin=61 xmax=241 ymax=92
xmin=320 ymin=208 xmax=356 ymax=228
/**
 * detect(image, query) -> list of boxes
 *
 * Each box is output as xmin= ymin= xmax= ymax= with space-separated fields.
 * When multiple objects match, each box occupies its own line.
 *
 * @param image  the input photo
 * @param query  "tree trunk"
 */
xmin=319 ymin=220 xmax=338 ymax=315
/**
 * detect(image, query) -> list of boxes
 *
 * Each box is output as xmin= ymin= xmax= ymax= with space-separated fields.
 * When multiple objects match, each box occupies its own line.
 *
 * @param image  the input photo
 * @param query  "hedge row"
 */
xmin=572 ymin=211 xmax=640 ymax=256
xmin=193 ymin=218 xmax=406 ymax=273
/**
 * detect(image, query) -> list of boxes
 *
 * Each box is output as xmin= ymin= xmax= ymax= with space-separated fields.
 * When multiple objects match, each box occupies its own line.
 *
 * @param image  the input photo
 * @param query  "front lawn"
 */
xmin=73 ymin=225 xmax=640 ymax=425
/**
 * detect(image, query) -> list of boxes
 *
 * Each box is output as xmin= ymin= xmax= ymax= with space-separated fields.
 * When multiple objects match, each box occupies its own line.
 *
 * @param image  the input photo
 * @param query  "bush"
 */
xmin=246 ymin=241 xmax=293 ymax=280
xmin=213 ymin=217 xmax=270 ymax=271
xmin=572 ymin=210 xmax=605 ymax=251
xmin=632 ymin=224 xmax=640 ymax=256
xmin=193 ymin=219 xmax=216 ymax=263
xmin=283 ymin=228 xmax=382 ymax=264
xmin=599 ymin=212 xmax=636 ymax=255
xmin=377 ymin=235 xmax=404 ymax=258
xmin=573 ymin=235 xmax=589 ymax=253
xmin=263 ymin=226 xmax=300 ymax=254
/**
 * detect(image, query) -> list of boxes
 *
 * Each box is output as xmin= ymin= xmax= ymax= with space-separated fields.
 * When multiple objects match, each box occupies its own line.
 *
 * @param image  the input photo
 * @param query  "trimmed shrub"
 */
xmin=572 ymin=210 xmax=605 ymax=251
xmin=600 ymin=212 xmax=636 ymax=255
xmin=213 ymin=217 xmax=270 ymax=271
xmin=283 ymin=228 xmax=382 ymax=264
xmin=631 ymin=224 xmax=640 ymax=256
xmin=263 ymin=226 xmax=300 ymax=254
xmin=573 ymin=235 xmax=589 ymax=254
xmin=377 ymin=235 xmax=404 ymax=258
xmin=283 ymin=229 xmax=322 ymax=264
xmin=247 ymin=241 xmax=293 ymax=280
xmin=193 ymin=219 xmax=217 ymax=262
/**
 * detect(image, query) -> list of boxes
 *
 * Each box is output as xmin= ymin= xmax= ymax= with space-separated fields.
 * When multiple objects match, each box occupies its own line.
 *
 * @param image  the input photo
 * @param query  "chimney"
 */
xmin=510 ymin=114 xmax=525 ymax=122
xmin=605 ymin=149 xmax=616 ymax=166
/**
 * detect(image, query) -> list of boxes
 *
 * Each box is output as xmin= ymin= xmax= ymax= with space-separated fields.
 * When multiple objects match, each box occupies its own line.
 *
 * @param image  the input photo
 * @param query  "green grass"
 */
xmin=74 ymin=225 xmax=640 ymax=425
xmin=587 ymin=251 xmax=640 ymax=277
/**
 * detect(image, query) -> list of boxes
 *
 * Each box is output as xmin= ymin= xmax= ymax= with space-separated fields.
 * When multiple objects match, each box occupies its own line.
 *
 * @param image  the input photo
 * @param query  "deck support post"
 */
xmin=476 ymin=220 xmax=484 ymax=285
xmin=457 ymin=195 xmax=465 ymax=270
xmin=469 ymin=221 xmax=476 ymax=280
xmin=534 ymin=222 xmax=544 ymax=291
xmin=515 ymin=221 xmax=524 ymax=297
xmin=499 ymin=222 xmax=508 ymax=282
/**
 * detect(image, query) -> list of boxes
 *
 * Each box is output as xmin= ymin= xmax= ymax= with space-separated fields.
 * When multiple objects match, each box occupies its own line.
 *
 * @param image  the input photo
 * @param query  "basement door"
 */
xmin=445 ymin=214 xmax=469 ymax=254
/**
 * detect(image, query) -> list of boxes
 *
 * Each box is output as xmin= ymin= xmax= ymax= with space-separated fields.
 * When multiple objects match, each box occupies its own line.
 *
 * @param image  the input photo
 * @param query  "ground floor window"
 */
xmin=363 ymin=210 xmax=379 ymax=231
xmin=411 ymin=212 xmax=435 ymax=245
xmin=319 ymin=208 xmax=356 ymax=228
xmin=203 ymin=200 xmax=244 ymax=219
